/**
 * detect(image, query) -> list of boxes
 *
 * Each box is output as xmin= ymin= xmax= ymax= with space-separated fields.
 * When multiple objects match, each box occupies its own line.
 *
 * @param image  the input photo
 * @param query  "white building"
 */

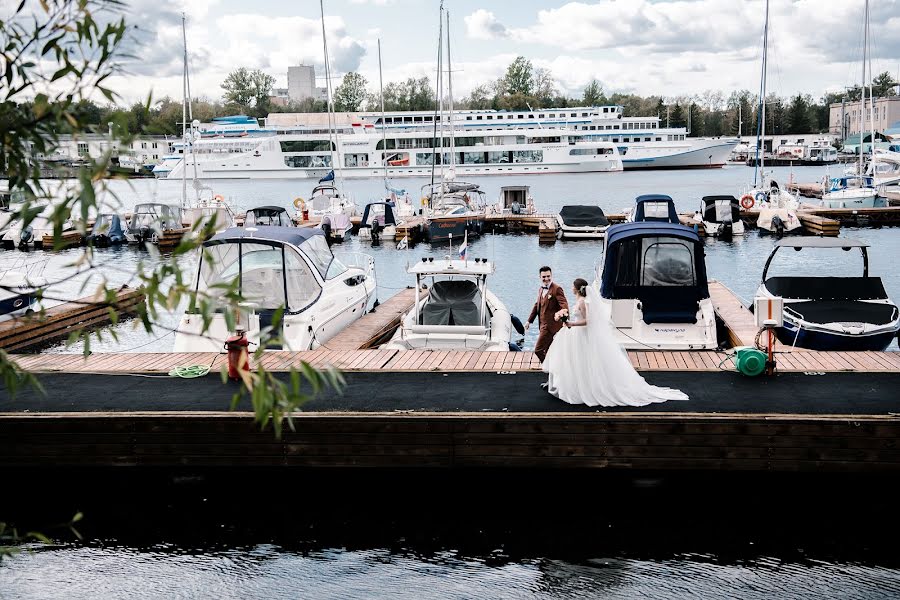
xmin=287 ymin=65 xmax=327 ymax=103
xmin=830 ymin=97 xmax=900 ymax=138
xmin=37 ymin=134 xmax=171 ymax=167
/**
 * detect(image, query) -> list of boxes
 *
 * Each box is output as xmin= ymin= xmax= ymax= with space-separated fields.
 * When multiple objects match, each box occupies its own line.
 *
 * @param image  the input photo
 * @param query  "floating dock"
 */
xmin=0 ymin=287 xmax=144 ymax=352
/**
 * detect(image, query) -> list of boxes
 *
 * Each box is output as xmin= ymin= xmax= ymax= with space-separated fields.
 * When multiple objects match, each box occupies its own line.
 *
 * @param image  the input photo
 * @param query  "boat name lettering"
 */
xmin=653 ymin=328 xmax=686 ymax=333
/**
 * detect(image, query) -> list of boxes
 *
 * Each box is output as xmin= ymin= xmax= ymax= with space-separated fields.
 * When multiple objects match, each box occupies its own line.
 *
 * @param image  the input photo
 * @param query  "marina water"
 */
xmin=2 ymin=165 xmax=900 ymax=598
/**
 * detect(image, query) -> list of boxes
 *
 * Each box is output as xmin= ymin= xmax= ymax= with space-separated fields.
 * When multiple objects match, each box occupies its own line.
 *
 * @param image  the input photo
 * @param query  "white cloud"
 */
xmin=350 ymin=0 xmax=395 ymax=4
xmin=464 ymin=9 xmax=509 ymax=40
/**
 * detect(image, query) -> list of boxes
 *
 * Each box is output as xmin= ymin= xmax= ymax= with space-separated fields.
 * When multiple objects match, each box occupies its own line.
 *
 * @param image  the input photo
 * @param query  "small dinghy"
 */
xmin=755 ymin=238 xmax=900 ymax=350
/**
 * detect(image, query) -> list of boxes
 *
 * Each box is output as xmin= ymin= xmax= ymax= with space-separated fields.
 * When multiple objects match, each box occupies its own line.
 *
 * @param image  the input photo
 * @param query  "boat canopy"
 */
xmin=500 ymin=186 xmax=529 ymax=211
xmin=558 ymin=205 xmax=608 ymax=227
xmin=762 ymin=237 xmax=871 ymax=281
xmin=198 ymin=227 xmax=346 ymax=314
xmin=701 ymin=195 xmax=740 ymax=224
xmin=359 ymin=202 xmax=397 ymax=228
xmin=633 ymin=194 xmax=679 ymax=224
xmin=420 ymin=280 xmax=483 ymax=327
xmin=130 ymin=203 xmax=181 ymax=229
xmin=245 ymin=206 xmax=291 ymax=227
xmin=601 ymin=222 xmax=709 ymax=324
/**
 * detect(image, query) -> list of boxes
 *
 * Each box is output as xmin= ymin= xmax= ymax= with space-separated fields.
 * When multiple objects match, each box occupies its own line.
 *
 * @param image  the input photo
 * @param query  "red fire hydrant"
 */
xmin=225 ymin=330 xmax=251 ymax=380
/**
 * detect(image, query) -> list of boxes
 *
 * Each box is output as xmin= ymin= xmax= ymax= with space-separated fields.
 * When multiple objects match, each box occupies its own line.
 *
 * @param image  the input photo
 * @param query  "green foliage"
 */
xmin=504 ymin=56 xmax=534 ymax=96
xmin=221 ymin=68 xmax=275 ymax=116
xmin=669 ymin=104 xmax=686 ymax=129
xmin=582 ymin=80 xmax=606 ymax=106
xmin=872 ymin=71 xmax=898 ymax=97
xmin=333 ymin=72 xmax=369 ymax=112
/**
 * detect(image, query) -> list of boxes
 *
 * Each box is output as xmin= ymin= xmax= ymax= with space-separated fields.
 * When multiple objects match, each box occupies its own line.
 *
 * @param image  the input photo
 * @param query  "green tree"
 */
xmin=532 ymin=68 xmax=556 ymax=107
xmin=460 ymin=84 xmax=492 ymax=110
xmin=872 ymin=71 xmax=898 ymax=97
xmin=249 ymin=69 xmax=276 ymax=117
xmin=221 ymin=67 xmax=255 ymax=108
xmin=582 ymin=79 xmax=606 ymax=106
xmin=669 ymin=104 xmax=686 ymax=128
xmin=688 ymin=103 xmax=704 ymax=136
xmin=333 ymin=72 xmax=369 ymax=112
xmin=503 ymin=56 xmax=534 ymax=96
xmin=786 ymin=93 xmax=812 ymax=133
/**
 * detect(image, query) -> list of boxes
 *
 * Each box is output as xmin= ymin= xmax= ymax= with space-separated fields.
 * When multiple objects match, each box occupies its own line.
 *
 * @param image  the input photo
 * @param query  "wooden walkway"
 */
xmin=10 ymin=347 xmax=900 ymax=375
xmin=319 ymin=288 xmax=418 ymax=350
xmin=709 ymin=280 xmax=812 ymax=352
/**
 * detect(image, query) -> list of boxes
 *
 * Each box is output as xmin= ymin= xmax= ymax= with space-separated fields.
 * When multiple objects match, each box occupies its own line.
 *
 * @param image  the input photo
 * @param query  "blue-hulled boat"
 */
xmin=756 ymin=238 xmax=900 ymax=351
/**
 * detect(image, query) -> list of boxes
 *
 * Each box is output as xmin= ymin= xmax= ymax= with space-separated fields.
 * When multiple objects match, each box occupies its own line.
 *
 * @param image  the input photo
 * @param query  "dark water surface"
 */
xmin=3 ymin=166 xmax=900 ymax=597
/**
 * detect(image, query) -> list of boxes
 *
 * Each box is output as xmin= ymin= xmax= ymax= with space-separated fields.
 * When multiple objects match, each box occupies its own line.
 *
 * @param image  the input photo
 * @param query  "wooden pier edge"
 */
xmin=1 ymin=410 xmax=898 ymax=472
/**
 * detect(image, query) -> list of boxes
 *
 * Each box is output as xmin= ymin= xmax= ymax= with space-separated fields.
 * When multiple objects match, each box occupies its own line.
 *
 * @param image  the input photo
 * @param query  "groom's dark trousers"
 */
xmin=527 ymin=282 xmax=569 ymax=362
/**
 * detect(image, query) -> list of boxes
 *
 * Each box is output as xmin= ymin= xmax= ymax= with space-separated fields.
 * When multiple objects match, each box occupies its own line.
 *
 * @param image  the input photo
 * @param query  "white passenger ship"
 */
xmin=155 ymin=105 xmax=736 ymax=180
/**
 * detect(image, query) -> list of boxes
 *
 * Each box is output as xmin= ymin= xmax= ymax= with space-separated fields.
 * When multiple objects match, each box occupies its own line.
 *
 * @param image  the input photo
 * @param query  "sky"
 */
xmin=105 ymin=0 xmax=900 ymax=108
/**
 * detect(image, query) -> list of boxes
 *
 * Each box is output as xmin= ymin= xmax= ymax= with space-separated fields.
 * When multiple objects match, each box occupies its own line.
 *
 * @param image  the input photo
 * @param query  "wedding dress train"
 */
xmin=543 ymin=287 xmax=688 ymax=406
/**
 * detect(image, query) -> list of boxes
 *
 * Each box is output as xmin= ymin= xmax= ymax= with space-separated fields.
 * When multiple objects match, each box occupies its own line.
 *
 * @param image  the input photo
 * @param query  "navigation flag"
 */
xmin=318 ymin=170 xmax=335 ymax=183
xmin=459 ymin=230 xmax=468 ymax=261
xmin=396 ymin=235 xmax=408 ymax=250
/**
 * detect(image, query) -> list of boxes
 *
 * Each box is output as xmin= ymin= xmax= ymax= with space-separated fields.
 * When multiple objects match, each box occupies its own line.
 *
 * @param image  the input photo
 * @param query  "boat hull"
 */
xmin=775 ymin=318 xmax=898 ymax=351
xmin=426 ymin=217 xmax=484 ymax=242
xmin=621 ymin=139 xmax=737 ymax=170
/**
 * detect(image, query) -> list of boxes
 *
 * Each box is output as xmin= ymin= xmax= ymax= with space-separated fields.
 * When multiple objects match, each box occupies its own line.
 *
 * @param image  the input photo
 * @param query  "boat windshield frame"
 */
xmin=761 ymin=239 xmax=870 ymax=282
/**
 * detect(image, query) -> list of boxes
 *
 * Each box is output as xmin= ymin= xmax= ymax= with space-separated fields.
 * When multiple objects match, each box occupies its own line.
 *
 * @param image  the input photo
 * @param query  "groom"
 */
xmin=525 ymin=266 xmax=569 ymax=362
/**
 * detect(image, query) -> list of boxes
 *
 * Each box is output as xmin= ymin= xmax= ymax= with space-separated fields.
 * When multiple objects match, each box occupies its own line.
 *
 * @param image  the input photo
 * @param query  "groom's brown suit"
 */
xmin=527 ymin=282 xmax=569 ymax=362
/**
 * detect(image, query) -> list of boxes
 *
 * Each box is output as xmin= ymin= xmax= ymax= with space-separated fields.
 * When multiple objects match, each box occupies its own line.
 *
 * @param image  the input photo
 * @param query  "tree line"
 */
xmin=29 ymin=57 xmax=899 ymax=139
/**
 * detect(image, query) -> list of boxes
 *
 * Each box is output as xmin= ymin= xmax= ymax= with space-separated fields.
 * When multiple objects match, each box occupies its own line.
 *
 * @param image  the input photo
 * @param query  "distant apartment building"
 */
xmin=829 ymin=96 xmax=900 ymax=139
xmin=287 ymin=65 xmax=327 ymax=103
xmin=34 ymin=134 xmax=171 ymax=166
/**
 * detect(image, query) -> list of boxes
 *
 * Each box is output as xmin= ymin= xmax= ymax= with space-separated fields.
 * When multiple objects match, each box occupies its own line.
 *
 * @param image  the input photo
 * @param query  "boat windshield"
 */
xmin=641 ymin=239 xmax=696 ymax=286
xmin=197 ymin=241 xmax=321 ymax=311
xmin=131 ymin=204 xmax=180 ymax=229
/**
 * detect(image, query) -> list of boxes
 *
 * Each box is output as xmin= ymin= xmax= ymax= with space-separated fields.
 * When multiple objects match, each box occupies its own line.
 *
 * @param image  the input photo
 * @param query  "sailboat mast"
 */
xmin=378 ymin=39 xmax=387 ymax=185
xmin=446 ymin=10 xmax=455 ymax=179
xmin=182 ymin=14 xmax=200 ymax=204
xmin=859 ymin=0 xmax=867 ymax=176
xmin=756 ymin=0 xmax=769 ymax=186
xmin=319 ymin=0 xmax=343 ymax=195
xmin=866 ymin=0 xmax=876 ymax=177
xmin=436 ymin=2 xmax=445 ymax=188
xmin=181 ymin=13 xmax=188 ymax=209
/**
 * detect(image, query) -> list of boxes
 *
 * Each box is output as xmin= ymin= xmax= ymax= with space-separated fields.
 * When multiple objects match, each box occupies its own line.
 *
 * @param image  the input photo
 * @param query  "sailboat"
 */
xmin=177 ymin=14 xmax=234 ymax=233
xmin=822 ymin=0 xmax=883 ymax=209
xmin=740 ymin=0 xmax=801 ymax=235
xmin=424 ymin=5 xmax=487 ymax=243
xmin=307 ymin=1 xmax=357 ymax=243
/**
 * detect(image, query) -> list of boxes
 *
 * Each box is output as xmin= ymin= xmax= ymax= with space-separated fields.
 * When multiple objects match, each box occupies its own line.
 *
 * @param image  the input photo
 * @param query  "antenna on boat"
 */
xmin=446 ymin=9 xmax=455 ymax=182
xmin=754 ymin=0 xmax=769 ymax=188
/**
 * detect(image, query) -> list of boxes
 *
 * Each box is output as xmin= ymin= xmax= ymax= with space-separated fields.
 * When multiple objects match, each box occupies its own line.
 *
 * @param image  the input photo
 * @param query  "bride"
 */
xmin=543 ymin=278 xmax=688 ymax=406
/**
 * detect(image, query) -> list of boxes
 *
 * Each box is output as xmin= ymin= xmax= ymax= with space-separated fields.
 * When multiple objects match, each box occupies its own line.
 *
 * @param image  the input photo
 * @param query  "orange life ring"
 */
xmin=740 ymin=194 xmax=755 ymax=210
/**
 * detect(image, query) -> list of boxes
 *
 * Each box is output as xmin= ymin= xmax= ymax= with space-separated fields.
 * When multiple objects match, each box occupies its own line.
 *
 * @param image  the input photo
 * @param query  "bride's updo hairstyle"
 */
xmin=573 ymin=278 xmax=589 ymax=297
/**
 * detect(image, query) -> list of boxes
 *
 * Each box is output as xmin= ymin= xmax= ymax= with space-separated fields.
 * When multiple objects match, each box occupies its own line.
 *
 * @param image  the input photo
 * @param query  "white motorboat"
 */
xmin=0 ymin=258 xmax=48 ymax=321
xmin=424 ymin=181 xmax=487 ymax=242
xmin=556 ymin=205 xmax=609 ymax=239
xmin=694 ymin=196 xmax=745 ymax=238
xmin=124 ymin=203 xmax=183 ymax=244
xmin=382 ymin=257 xmax=521 ymax=352
xmin=173 ymin=227 xmax=377 ymax=352
xmin=306 ymin=183 xmax=356 ymax=242
xmin=244 ymin=206 xmax=294 ymax=227
xmin=594 ymin=221 xmax=717 ymax=350
xmin=756 ymin=207 xmax=802 ymax=236
xmin=357 ymin=201 xmax=398 ymax=242
xmin=756 ymin=238 xmax=899 ymax=351
xmin=2 ymin=203 xmax=76 ymax=250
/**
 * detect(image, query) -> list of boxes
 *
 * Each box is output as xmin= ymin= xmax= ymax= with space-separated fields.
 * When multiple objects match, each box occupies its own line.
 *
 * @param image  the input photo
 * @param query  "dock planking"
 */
xmin=321 ymin=288 xmax=419 ymax=350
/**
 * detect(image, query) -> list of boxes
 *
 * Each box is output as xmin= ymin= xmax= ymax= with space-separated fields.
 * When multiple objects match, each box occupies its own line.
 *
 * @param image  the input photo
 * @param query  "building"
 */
xmin=35 ymin=134 xmax=172 ymax=167
xmin=287 ymin=65 xmax=327 ymax=103
xmin=829 ymin=96 xmax=900 ymax=139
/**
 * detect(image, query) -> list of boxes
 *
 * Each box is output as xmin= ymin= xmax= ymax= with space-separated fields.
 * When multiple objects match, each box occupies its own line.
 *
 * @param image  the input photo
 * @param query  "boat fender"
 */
xmin=754 ymin=191 xmax=767 ymax=205
xmin=508 ymin=342 xmax=522 ymax=352
xmin=740 ymin=194 xmax=755 ymax=209
xmin=510 ymin=314 xmax=525 ymax=335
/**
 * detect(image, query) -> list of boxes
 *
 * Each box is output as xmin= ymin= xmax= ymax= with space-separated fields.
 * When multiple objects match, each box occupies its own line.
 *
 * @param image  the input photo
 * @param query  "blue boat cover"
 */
xmin=633 ymin=194 xmax=679 ymax=224
xmin=601 ymin=222 xmax=709 ymax=323
xmin=207 ymin=226 xmax=322 ymax=247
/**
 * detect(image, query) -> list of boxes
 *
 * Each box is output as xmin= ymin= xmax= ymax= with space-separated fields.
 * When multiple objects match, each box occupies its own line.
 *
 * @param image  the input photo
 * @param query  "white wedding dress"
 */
xmin=543 ymin=287 xmax=688 ymax=406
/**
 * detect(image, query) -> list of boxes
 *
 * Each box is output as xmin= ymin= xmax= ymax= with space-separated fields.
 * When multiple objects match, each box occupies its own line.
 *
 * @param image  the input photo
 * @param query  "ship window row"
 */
xmin=569 ymin=148 xmax=615 ymax=155
xmin=580 ymin=125 xmax=622 ymax=131
xmin=622 ymin=122 xmax=658 ymax=130
xmin=462 ymin=110 xmax=613 ymax=121
xmin=413 ymin=150 xmax=543 ymax=165
xmin=283 ymin=155 xmax=332 ymax=168
xmin=280 ymin=140 xmax=336 ymax=152
xmin=377 ymin=136 xmax=539 ymax=150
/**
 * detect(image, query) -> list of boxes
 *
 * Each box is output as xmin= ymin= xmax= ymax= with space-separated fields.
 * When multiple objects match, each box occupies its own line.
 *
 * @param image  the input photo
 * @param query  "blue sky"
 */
xmin=112 ymin=0 xmax=900 ymax=109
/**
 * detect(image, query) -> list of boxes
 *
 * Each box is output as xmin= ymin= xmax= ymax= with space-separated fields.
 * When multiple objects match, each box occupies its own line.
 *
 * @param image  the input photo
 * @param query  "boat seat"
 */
xmin=786 ymin=300 xmax=898 ymax=326
xmin=419 ymin=280 xmax=482 ymax=327
xmin=765 ymin=277 xmax=888 ymax=301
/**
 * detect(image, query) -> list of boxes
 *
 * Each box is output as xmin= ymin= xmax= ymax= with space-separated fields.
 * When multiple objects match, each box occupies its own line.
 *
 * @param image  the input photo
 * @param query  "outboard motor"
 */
xmin=771 ymin=214 xmax=785 ymax=238
xmin=320 ymin=221 xmax=333 ymax=246
xmin=370 ymin=220 xmax=383 ymax=243
xmin=18 ymin=225 xmax=33 ymax=249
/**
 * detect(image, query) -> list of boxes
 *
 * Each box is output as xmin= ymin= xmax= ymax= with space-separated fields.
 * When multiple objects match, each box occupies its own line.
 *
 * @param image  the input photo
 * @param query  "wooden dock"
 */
xmin=0 ymin=287 xmax=144 ymax=352
xmin=319 ymin=288 xmax=418 ymax=350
